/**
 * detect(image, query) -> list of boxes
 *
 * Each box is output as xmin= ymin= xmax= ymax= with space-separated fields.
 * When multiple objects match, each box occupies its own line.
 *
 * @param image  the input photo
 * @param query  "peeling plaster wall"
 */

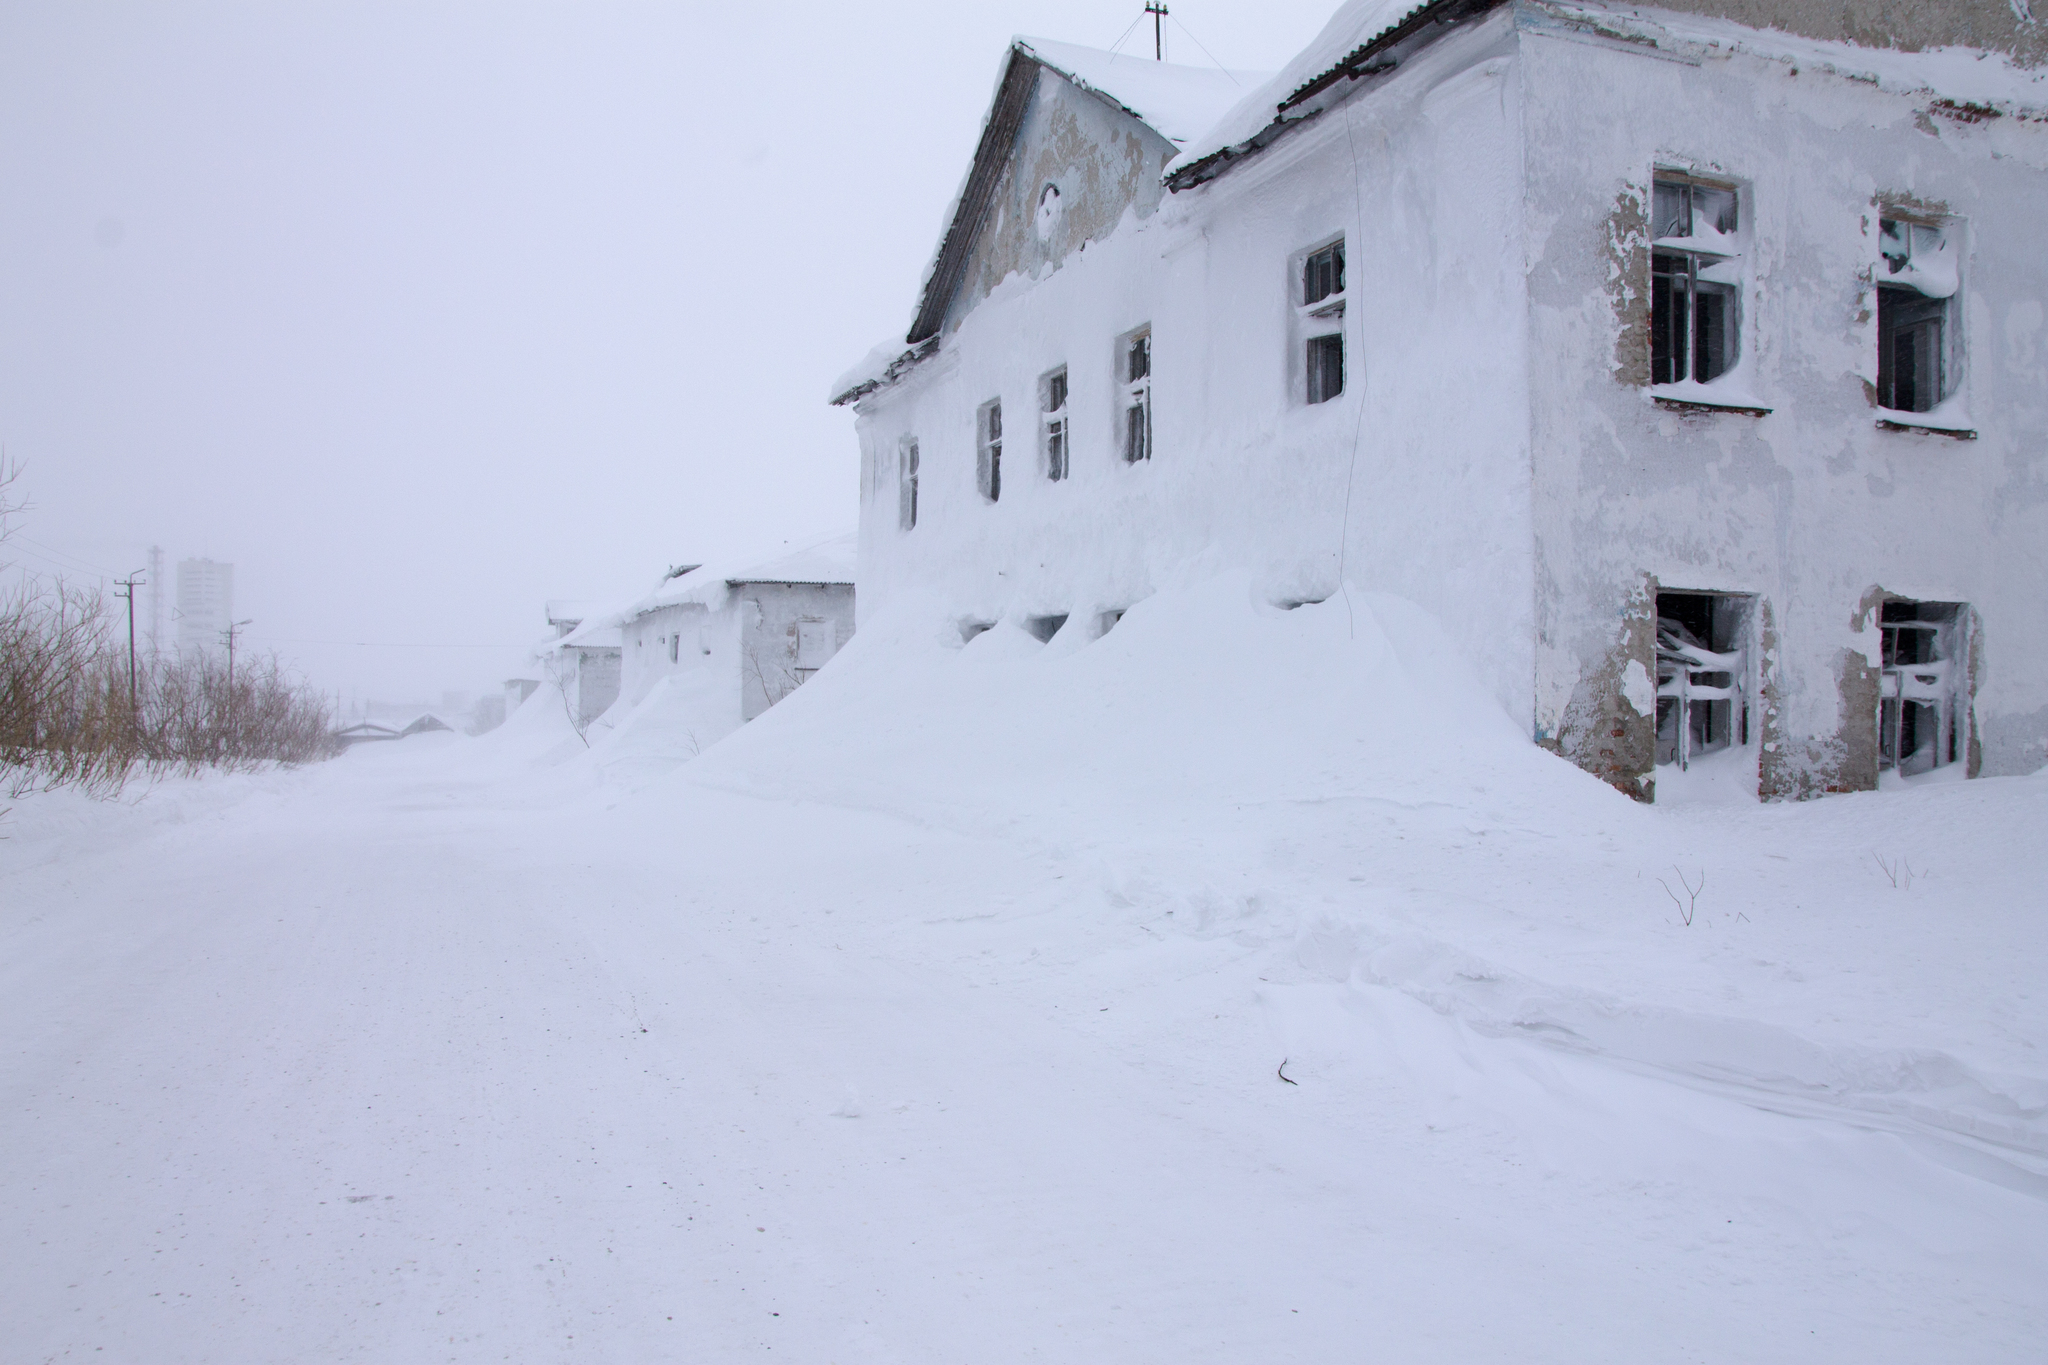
xmin=1646 ymin=0 xmax=2048 ymax=66
xmin=1523 ymin=18 xmax=2048 ymax=796
xmin=855 ymin=13 xmax=1536 ymax=729
xmin=942 ymin=69 xmax=1175 ymax=337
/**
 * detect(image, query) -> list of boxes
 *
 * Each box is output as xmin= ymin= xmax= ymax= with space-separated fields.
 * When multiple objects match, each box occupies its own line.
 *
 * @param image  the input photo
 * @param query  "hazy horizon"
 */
xmin=0 ymin=0 xmax=1334 ymax=704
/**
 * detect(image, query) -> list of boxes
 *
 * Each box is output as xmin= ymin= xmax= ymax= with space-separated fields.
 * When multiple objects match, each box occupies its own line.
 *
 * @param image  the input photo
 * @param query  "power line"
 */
xmin=6 ymin=534 xmax=125 ymax=578
xmin=1105 ymin=11 xmax=1146 ymax=57
xmin=264 ymin=637 xmax=522 ymax=650
xmin=1169 ymin=14 xmax=1239 ymax=82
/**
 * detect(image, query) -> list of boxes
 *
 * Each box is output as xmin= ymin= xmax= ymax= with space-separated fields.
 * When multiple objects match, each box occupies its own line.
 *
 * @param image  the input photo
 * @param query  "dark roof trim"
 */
xmin=907 ymin=46 xmax=1040 ymax=346
xmin=726 ymin=577 xmax=855 ymax=588
xmin=828 ymin=335 xmax=940 ymax=407
xmin=1165 ymin=0 xmax=1505 ymax=192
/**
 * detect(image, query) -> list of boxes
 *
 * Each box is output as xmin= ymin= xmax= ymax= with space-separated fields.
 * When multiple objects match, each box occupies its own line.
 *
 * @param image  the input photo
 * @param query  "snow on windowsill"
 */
xmin=1876 ymin=395 xmax=1976 ymax=439
xmin=1649 ymin=381 xmax=1771 ymax=416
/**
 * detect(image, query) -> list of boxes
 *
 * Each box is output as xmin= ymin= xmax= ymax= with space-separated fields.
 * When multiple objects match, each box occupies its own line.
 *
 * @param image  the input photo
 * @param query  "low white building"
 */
xmin=595 ymin=533 xmax=857 ymax=750
xmin=832 ymin=1 xmax=2048 ymax=800
xmin=536 ymin=600 xmax=623 ymax=731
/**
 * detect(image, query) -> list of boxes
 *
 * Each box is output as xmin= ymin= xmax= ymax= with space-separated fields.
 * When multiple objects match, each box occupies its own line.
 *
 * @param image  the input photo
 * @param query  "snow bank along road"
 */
xmin=3 ymin=586 xmax=2045 ymax=1362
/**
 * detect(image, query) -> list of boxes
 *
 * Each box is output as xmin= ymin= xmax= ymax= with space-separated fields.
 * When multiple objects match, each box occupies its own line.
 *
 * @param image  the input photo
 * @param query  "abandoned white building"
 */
xmin=580 ymin=533 xmax=857 ymax=749
xmin=831 ymin=1 xmax=2048 ymax=800
xmin=536 ymin=600 xmax=623 ymax=730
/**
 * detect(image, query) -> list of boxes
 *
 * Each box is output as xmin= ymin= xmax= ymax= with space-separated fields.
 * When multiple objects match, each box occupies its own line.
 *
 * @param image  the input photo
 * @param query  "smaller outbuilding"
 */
xmin=606 ymin=532 xmax=857 ymax=749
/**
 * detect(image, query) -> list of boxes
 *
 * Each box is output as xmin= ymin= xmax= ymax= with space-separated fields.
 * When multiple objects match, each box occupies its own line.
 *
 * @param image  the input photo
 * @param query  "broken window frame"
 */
xmin=1121 ymin=328 xmax=1151 ymax=463
xmin=1876 ymin=214 xmax=1960 ymax=416
xmin=1649 ymin=174 xmax=1743 ymax=388
xmin=1654 ymin=591 xmax=1755 ymax=773
xmin=1041 ymin=367 xmax=1070 ymax=482
xmin=1878 ymin=600 xmax=1969 ymax=777
xmin=977 ymin=399 xmax=1003 ymax=502
xmin=1306 ymin=333 xmax=1345 ymax=405
xmin=898 ymin=436 xmax=919 ymax=531
xmin=1295 ymin=236 xmax=1347 ymax=406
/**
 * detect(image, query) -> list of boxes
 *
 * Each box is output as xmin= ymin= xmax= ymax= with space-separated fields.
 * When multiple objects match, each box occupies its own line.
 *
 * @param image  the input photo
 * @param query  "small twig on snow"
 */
xmin=1277 ymin=1058 xmax=1298 ymax=1086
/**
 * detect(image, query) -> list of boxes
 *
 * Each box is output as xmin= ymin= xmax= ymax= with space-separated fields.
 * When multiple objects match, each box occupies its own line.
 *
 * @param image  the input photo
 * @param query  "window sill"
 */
xmin=1876 ymin=413 xmax=1976 ymax=439
xmin=1651 ymin=386 xmax=1771 ymax=417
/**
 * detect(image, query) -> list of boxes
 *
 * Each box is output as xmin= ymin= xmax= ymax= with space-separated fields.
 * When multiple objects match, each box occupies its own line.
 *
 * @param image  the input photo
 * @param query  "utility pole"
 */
xmin=114 ymin=569 xmax=147 ymax=725
xmin=1147 ymin=1 xmax=1168 ymax=60
xmin=222 ymin=618 xmax=253 ymax=751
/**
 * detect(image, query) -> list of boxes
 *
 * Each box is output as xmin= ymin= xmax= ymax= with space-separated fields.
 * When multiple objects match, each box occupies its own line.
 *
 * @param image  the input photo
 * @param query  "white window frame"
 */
xmin=977 ymin=398 xmax=1003 ymax=502
xmin=897 ymin=436 xmax=919 ymax=531
xmin=1294 ymin=236 xmax=1346 ymax=405
xmin=1119 ymin=328 xmax=1151 ymax=462
xmin=1649 ymin=172 xmax=1746 ymax=389
xmin=1875 ymin=211 xmax=1962 ymax=418
xmin=1041 ymin=367 xmax=1069 ymax=481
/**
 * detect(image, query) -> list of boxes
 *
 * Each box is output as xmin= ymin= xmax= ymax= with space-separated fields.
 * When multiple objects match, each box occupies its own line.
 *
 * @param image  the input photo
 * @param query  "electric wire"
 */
xmin=1104 ymin=13 xmax=1146 ymax=58
xmin=1169 ymin=15 xmax=1239 ymax=82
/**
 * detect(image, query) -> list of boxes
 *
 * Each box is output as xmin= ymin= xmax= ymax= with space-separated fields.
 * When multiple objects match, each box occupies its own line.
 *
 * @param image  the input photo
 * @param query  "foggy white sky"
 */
xmin=0 ymin=0 xmax=1336 ymax=703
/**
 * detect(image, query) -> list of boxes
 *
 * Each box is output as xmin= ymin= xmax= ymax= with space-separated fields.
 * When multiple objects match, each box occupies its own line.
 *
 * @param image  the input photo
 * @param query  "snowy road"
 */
xmin=5 ymin=742 xmax=2044 ymax=1363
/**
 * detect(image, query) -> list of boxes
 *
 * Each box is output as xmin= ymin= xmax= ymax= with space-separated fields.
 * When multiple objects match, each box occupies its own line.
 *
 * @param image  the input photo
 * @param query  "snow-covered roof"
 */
xmin=547 ymin=618 xmax=623 ymax=652
xmin=1166 ymin=0 xmax=1456 ymax=186
xmin=545 ymin=598 xmax=597 ymax=628
xmin=614 ymin=531 xmax=858 ymax=621
xmin=832 ymin=41 xmax=1264 ymax=406
xmin=1168 ymin=0 xmax=2048 ymax=188
xmin=1016 ymin=36 xmax=1263 ymax=150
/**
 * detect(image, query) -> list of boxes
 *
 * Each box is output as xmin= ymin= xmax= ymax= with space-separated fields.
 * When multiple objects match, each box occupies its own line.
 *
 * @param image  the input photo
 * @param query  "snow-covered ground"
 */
xmin=4 ymin=578 xmax=2044 ymax=1362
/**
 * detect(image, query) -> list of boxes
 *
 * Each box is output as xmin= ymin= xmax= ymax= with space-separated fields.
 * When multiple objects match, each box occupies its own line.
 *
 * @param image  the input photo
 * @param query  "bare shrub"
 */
xmin=1 ymin=469 xmax=338 ymax=799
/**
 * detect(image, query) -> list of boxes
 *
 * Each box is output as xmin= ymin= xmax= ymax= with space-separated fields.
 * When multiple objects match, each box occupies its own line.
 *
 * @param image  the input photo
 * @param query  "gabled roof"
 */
xmin=902 ymin=38 xmax=1262 ymax=352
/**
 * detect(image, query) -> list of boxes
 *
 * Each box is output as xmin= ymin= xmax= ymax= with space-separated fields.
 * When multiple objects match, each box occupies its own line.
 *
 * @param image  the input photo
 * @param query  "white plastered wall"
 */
xmin=854 ymin=11 xmax=1537 ymax=728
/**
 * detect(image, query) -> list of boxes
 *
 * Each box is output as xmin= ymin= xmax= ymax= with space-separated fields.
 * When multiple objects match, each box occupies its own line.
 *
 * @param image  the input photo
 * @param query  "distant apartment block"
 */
xmin=176 ymin=558 xmax=234 ymax=657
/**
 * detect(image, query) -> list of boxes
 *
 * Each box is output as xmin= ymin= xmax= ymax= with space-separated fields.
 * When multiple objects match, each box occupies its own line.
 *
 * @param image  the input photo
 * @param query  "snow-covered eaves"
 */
xmin=1018 ymin=37 xmax=1263 ymax=149
xmin=1165 ymin=0 xmax=1504 ymax=191
xmin=1167 ymin=0 xmax=2048 ymax=191
xmin=617 ymin=531 xmax=858 ymax=620
xmin=828 ymin=336 xmax=938 ymax=407
xmin=543 ymin=618 xmax=623 ymax=653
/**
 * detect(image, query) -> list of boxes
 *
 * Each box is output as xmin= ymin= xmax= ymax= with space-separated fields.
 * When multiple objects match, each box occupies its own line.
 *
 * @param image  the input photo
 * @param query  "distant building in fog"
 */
xmin=176 ymin=558 xmax=234 ymax=657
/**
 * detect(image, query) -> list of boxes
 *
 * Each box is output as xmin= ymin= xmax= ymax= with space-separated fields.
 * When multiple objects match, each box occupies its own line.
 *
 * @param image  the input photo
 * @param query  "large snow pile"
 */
xmin=4 ymin=574 xmax=2044 ymax=1359
xmin=689 ymin=574 xmax=1602 ymax=825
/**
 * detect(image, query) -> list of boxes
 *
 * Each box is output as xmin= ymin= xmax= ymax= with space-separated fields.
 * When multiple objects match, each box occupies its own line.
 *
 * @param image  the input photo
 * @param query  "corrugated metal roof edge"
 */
xmin=1166 ymin=0 xmax=1495 ymax=192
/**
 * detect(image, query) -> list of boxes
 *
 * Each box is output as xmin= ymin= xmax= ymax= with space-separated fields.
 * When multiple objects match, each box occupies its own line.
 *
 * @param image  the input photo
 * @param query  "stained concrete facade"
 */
xmin=841 ymin=3 xmax=2048 ymax=800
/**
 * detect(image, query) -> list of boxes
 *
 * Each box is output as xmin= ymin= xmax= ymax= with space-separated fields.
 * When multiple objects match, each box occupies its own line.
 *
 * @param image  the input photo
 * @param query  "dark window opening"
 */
xmin=1303 ymin=242 xmax=1345 ymax=308
xmin=1879 ymin=599 xmax=1966 ymax=776
xmin=1655 ymin=591 xmax=1754 ymax=772
xmin=1306 ymin=333 xmax=1344 ymax=404
xmin=977 ymin=400 xmax=1003 ymax=502
xmin=1025 ymin=614 xmax=1068 ymax=643
xmin=1649 ymin=176 xmax=1740 ymax=386
xmin=1878 ymin=290 xmax=1945 ymax=413
xmin=1098 ymin=608 xmax=1125 ymax=636
xmin=1042 ymin=369 xmax=1069 ymax=481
